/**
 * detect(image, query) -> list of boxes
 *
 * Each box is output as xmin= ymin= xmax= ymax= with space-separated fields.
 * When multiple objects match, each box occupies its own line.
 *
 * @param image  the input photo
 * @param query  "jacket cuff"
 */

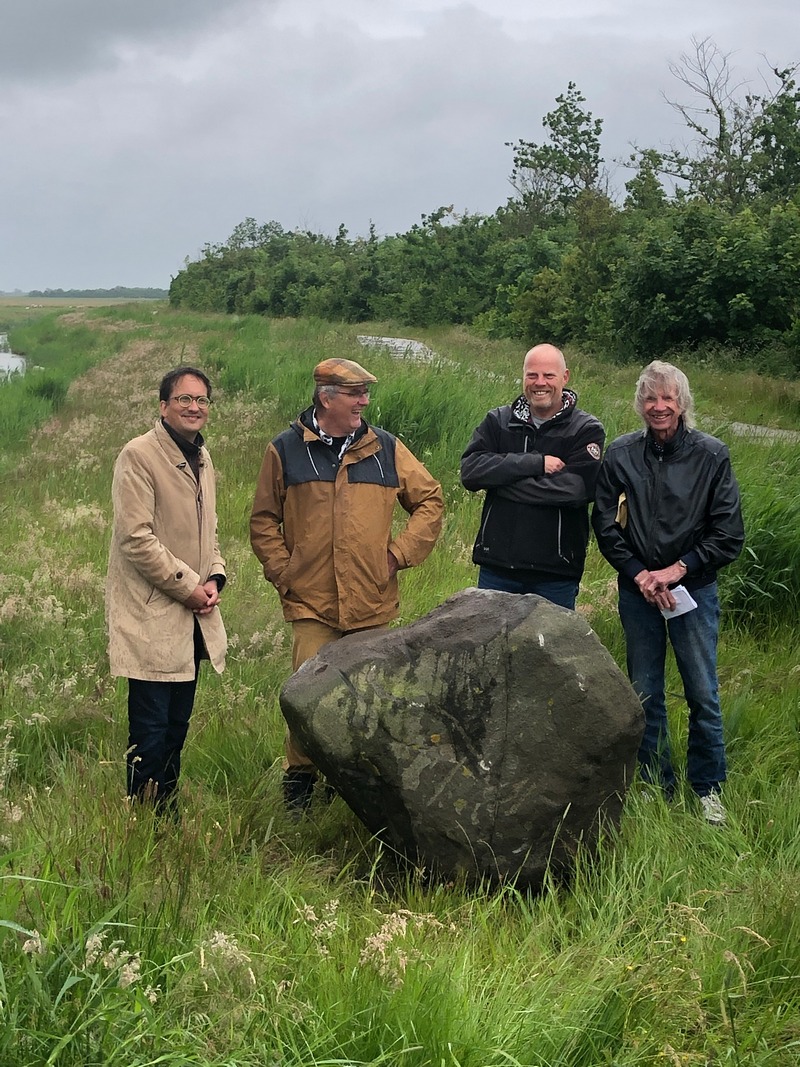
xmin=621 ymin=557 xmax=647 ymax=582
xmin=388 ymin=542 xmax=408 ymax=569
xmin=173 ymin=567 xmax=201 ymax=602
xmin=681 ymin=550 xmax=701 ymax=575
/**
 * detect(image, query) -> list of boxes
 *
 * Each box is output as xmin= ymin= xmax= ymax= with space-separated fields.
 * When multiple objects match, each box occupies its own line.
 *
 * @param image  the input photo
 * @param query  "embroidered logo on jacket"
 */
xmin=587 ymin=443 xmax=601 ymax=460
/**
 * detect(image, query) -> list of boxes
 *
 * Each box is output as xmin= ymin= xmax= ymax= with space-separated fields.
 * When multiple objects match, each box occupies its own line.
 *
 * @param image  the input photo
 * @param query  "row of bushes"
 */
xmin=169 ymin=196 xmax=800 ymax=375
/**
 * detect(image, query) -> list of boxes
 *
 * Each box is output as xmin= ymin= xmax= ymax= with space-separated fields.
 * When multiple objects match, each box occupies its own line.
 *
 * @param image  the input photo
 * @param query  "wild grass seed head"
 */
xmin=358 ymin=908 xmax=451 ymax=988
xmin=22 ymin=930 xmax=45 ymax=955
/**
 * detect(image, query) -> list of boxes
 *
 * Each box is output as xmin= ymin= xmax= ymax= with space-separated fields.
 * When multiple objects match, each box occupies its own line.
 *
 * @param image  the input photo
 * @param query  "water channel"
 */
xmin=0 ymin=333 xmax=26 ymax=377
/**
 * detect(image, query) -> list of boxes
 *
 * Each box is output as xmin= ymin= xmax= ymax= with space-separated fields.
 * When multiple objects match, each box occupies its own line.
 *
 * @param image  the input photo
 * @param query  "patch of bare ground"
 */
xmin=57 ymin=311 xmax=89 ymax=326
xmin=58 ymin=309 xmax=153 ymax=332
xmin=66 ymin=337 xmax=185 ymax=406
xmin=24 ymin=339 xmax=202 ymax=477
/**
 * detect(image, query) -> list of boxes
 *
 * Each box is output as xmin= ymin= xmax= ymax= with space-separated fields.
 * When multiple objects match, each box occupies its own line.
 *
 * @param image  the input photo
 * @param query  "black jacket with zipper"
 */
xmin=591 ymin=422 xmax=744 ymax=592
xmin=461 ymin=390 xmax=605 ymax=581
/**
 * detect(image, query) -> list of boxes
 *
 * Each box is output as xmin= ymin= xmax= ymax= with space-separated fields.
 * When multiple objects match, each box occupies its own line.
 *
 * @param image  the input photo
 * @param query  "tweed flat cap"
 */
xmin=313 ymin=357 xmax=377 ymax=387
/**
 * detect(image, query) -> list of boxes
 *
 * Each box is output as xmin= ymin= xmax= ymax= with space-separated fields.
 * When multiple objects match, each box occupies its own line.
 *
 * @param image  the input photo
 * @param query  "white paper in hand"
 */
xmin=660 ymin=584 xmax=698 ymax=619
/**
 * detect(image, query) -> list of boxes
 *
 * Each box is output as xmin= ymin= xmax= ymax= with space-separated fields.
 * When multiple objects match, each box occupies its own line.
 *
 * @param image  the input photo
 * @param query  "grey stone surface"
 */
xmin=280 ymin=588 xmax=643 ymax=889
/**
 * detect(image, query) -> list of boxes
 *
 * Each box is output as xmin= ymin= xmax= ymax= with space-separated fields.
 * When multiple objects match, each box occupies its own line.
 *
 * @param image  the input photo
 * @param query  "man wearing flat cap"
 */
xmin=250 ymin=356 xmax=444 ymax=813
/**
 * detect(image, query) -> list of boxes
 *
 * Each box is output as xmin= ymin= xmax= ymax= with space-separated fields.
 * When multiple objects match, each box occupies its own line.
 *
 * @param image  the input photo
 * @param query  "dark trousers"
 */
xmin=126 ymin=623 xmax=204 ymax=806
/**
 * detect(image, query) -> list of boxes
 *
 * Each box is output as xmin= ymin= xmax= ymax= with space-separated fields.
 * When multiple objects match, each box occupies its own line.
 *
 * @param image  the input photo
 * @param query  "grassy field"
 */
xmin=0 ymin=298 xmax=162 ymax=338
xmin=0 ymin=306 xmax=798 ymax=1066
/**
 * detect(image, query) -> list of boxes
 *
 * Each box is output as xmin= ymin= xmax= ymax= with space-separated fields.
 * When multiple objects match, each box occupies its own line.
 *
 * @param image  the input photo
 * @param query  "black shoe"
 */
xmin=283 ymin=770 xmax=316 ymax=816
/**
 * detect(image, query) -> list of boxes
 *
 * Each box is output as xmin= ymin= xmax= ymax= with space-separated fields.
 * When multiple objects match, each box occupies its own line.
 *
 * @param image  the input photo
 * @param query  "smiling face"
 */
xmin=642 ymin=383 xmax=684 ymax=443
xmin=522 ymin=344 xmax=569 ymax=420
xmin=159 ymin=374 xmax=210 ymax=441
xmin=316 ymin=386 xmax=370 ymax=437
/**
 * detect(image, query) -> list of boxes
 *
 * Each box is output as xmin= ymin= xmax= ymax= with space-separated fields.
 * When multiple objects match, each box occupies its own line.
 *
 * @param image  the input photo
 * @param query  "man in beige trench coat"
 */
xmin=106 ymin=366 xmax=227 ymax=810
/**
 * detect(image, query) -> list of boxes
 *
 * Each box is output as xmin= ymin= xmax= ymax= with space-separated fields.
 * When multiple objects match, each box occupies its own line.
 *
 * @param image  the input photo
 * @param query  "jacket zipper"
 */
xmin=645 ymin=451 xmax=664 ymax=560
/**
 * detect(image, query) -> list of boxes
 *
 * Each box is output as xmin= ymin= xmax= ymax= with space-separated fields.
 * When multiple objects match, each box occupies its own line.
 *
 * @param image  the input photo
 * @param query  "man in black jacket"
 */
xmin=592 ymin=360 xmax=744 ymax=825
xmin=461 ymin=343 xmax=605 ymax=609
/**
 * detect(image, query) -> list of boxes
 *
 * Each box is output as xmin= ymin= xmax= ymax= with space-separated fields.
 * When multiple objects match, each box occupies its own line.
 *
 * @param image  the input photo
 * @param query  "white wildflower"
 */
xmin=204 ymin=930 xmax=251 ymax=965
xmin=84 ymin=932 xmax=105 ymax=966
xmin=118 ymin=955 xmax=142 ymax=988
xmin=24 ymin=712 xmax=50 ymax=726
xmin=22 ymin=930 xmax=45 ymax=955
xmin=2 ymin=802 xmax=24 ymax=824
xmin=59 ymin=675 xmax=78 ymax=696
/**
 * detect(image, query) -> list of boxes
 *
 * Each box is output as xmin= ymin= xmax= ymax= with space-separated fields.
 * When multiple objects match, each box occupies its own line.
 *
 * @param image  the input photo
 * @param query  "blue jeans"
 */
xmin=478 ymin=566 xmax=579 ymax=610
xmin=619 ymin=582 xmax=726 ymax=797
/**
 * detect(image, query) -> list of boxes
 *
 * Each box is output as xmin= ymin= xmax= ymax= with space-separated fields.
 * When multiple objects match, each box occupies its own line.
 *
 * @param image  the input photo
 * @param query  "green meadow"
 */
xmin=1 ymin=305 xmax=798 ymax=1066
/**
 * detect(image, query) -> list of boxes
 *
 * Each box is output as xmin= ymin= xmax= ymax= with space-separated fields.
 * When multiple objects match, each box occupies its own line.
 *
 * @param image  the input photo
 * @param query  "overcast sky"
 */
xmin=1 ymin=0 xmax=795 ymax=291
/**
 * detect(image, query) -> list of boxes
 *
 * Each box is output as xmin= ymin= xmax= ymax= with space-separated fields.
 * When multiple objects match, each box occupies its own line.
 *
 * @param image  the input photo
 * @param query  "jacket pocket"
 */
xmin=144 ymin=586 xmax=173 ymax=614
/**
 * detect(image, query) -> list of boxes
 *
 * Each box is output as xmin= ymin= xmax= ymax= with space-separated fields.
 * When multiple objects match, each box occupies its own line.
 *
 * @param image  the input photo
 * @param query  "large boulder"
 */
xmin=280 ymin=588 xmax=643 ymax=889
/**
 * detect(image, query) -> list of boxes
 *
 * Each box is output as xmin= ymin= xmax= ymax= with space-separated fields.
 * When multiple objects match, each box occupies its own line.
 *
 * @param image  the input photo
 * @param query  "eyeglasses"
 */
xmin=170 ymin=394 xmax=212 ymax=408
xmin=334 ymin=388 xmax=370 ymax=398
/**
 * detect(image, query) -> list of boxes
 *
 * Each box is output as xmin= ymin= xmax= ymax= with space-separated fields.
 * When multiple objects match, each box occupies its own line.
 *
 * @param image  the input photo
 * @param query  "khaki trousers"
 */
xmin=284 ymin=619 xmax=387 ymax=770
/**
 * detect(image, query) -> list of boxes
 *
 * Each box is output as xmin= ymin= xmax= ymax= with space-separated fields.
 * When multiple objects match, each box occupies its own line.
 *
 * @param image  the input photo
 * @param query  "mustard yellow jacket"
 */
xmin=106 ymin=420 xmax=227 ymax=681
xmin=250 ymin=413 xmax=443 ymax=631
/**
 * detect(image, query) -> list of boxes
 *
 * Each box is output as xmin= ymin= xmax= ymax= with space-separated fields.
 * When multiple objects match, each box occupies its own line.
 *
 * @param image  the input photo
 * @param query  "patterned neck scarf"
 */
xmin=511 ymin=388 xmax=576 ymax=425
xmin=312 ymin=409 xmax=356 ymax=460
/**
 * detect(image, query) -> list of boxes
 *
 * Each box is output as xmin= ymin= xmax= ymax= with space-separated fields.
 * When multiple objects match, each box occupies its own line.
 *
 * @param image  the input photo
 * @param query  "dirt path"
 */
xmin=723 ymin=421 xmax=800 ymax=443
xmin=358 ymin=334 xmax=799 ymax=444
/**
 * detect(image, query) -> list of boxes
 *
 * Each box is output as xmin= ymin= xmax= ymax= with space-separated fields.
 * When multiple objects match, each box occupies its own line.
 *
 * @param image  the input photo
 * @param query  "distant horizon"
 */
xmin=0 ymin=285 xmax=169 ymax=297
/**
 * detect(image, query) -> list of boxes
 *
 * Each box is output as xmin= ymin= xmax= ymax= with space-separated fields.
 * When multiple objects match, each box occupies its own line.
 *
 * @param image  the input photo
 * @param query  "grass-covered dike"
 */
xmin=0 ymin=304 xmax=798 ymax=1066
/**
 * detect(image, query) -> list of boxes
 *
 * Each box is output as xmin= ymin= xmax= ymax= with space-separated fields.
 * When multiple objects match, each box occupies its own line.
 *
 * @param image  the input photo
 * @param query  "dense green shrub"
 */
xmin=169 ymin=197 xmax=800 ymax=374
xmin=604 ymin=201 xmax=800 ymax=364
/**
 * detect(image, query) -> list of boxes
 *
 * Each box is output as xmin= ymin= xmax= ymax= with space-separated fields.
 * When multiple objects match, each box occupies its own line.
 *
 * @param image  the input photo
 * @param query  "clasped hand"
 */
xmin=186 ymin=580 xmax=221 ymax=615
xmin=634 ymin=562 xmax=686 ymax=611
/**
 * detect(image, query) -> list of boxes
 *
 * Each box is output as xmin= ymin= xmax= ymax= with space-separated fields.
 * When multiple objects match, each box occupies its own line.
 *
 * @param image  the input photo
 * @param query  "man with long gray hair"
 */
xmin=592 ymin=361 xmax=744 ymax=824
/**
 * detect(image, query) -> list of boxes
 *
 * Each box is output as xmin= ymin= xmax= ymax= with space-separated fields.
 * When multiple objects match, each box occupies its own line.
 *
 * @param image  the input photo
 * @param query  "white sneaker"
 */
xmin=699 ymin=792 xmax=727 ymax=826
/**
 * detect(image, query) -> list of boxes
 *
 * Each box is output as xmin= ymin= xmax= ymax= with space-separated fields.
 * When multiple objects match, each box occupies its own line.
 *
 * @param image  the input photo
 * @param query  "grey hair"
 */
xmin=634 ymin=360 xmax=695 ymax=429
xmin=313 ymin=383 xmax=338 ymax=406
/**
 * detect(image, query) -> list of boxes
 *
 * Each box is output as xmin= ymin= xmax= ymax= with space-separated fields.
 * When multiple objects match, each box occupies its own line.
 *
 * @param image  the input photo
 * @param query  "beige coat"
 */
xmin=106 ymin=420 xmax=227 ymax=681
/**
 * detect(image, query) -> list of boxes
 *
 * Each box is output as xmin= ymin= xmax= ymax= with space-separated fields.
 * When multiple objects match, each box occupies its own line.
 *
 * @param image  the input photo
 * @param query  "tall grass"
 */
xmin=0 ymin=306 xmax=798 ymax=1065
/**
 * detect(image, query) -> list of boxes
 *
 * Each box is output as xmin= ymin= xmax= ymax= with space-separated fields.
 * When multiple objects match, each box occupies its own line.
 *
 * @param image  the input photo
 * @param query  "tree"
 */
xmin=509 ymin=190 xmax=622 ymax=345
xmin=506 ymin=83 xmax=605 ymax=217
xmin=632 ymin=38 xmax=799 ymax=209
xmin=226 ymin=217 xmax=286 ymax=251
xmin=751 ymin=66 xmax=800 ymax=202
xmin=623 ymin=149 xmax=668 ymax=215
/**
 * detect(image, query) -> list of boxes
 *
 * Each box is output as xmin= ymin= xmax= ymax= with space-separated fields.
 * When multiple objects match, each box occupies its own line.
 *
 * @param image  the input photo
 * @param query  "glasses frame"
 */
xmin=333 ymin=388 xmax=371 ymax=399
xmin=169 ymin=394 xmax=213 ymax=408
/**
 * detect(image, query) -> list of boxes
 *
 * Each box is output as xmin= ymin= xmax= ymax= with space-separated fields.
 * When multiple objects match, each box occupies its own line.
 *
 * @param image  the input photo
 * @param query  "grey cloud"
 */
xmin=2 ymin=0 xmax=268 ymax=85
xmin=1 ymin=1 xmax=797 ymax=290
